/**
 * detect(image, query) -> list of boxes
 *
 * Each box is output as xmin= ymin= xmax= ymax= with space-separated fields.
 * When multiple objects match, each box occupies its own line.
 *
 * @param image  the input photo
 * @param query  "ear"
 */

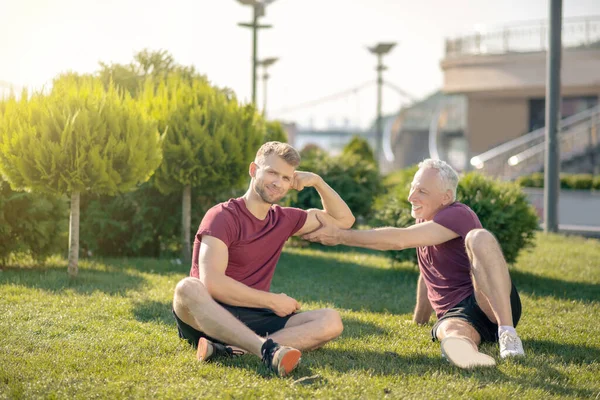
xmin=442 ymin=189 xmax=453 ymax=206
xmin=249 ymin=162 xmax=258 ymax=178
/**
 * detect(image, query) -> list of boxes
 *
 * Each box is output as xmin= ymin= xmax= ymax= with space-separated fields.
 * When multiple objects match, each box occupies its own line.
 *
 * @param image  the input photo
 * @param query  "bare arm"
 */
xmin=294 ymin=172 xmax=355 ymax=236
xmin=413 ymin=274 xmax=434 ymax=324
xmin=199 ymin=235 xmax=299 ymax=316
xmin=301 ymin=216 xmax=459 ymax=250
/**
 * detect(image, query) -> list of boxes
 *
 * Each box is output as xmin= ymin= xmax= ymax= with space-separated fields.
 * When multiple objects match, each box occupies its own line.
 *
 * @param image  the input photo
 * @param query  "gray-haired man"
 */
xmin=302 ymin=159 xmax=525 ymax=368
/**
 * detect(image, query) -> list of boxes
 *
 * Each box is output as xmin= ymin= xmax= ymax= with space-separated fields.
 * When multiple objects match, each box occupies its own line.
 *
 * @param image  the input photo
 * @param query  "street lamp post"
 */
xmin=236 ymin=0 xmax=276 ymax=106
xmin=257 ymin=57 xmax=278 ymax=117
xmin=368 ymin=42 xmax=396 ymax=164
xmin=544 ymin=0 xmax=562 ymax=233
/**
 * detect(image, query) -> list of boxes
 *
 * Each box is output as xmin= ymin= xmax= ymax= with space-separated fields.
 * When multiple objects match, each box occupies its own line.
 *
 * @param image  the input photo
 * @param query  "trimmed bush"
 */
xmin=517 ymin=172 xmax=599 ymax=191
xmin=373 ymin=168 xmax=539 ymax=265
xmin=0 ymin=179 xmax=68 ymax=264
xmin=561 ymin=174 xmax=594 ymax=190
xmin=79 ymin=182 xmax=180 ymax=258
xmin=342 ymin=136 xmax=376 ymax=165
xmin=289 ymin=150 xmax=383 ymax=221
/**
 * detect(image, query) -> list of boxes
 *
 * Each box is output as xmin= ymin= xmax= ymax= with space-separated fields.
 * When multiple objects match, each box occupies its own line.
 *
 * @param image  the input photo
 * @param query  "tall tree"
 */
xmin=142 ymin=75 xmax=264 ymax=262
xmin=98 ymin=49 xmax=197 ymax=96
xmin=0 ymin=74 xmax=162 ymax=276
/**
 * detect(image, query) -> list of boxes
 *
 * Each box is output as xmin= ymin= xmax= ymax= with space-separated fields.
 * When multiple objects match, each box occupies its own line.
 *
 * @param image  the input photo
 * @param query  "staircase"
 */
xmin=469 ymin=105 xmax=600 ymax=180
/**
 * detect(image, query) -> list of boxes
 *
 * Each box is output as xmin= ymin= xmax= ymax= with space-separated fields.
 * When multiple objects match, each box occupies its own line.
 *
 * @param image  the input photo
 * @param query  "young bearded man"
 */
xmin=302 ymin=158 xmax=525 ymax=369
xmin=172 ymin=141 xmax=355 ymax=376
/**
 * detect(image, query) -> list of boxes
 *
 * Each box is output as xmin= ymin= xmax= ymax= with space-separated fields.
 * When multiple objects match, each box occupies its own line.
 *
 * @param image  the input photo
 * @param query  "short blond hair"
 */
xmin=255 ymin=141 xmax=301 ymax=167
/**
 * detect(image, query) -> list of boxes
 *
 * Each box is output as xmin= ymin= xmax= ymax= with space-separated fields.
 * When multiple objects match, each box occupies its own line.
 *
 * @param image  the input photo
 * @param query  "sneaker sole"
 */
xmin=441 ymin=337 xmax=496 ymax=369
xmin=196 ymin=337 xmax=210 ymax=362
xmin=276 ymin=348 xmax=302 ymax=377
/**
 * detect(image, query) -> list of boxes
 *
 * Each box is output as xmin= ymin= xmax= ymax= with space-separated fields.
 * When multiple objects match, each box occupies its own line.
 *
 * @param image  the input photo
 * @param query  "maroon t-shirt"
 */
xmin=190 ymin=198 xmax=308 ymax=292
xmin=416 ymin=202 xmax=482 ymax=318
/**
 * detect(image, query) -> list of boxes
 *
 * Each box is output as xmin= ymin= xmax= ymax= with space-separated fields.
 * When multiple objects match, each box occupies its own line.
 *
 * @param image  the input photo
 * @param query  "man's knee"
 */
xmin=320 ymin=308 xmax=344 ymax=340
xmin=173 ymin=277 xmax=211 ymax=306
xmin=465 ymin=229 xmax=496 ymax=250
xmin=437 ymin=319 xmax=480 ymax=344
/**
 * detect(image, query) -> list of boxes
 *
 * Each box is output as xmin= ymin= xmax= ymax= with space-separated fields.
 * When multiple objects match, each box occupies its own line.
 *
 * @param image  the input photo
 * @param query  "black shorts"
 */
xmin=431 ymin=284 xmax=522 ymax=343
xmin=173 ymin=302 xmax=294 ymax=348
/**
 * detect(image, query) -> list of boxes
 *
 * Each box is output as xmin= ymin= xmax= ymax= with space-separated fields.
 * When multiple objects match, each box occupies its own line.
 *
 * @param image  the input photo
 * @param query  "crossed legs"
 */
xmin=172 ymin=277 xmax=343 ymax=356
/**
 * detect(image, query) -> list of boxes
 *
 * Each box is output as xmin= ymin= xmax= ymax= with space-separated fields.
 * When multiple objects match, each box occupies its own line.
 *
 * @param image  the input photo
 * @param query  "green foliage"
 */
xmin=98 ymin=49 xmax=198 ymax=96
xmin=263 ymin=120 xmax=288 ymax=143
xmin=0 ymin=74 xmax=162 ymax=196
xmin=79 ymin=182 xmax=180 ymax=258
xmin=516 ymin=172 xmax=600 ymax=191
xmin=560 ymin=173 xmax=594 ymax=190
xmin=0 ymin=178 xmax=67 ymax=264
xmin=342 ymin=136 xmax=375 ymax=165
xmin=373 ymin=168 xmax=539 ymax=265
xmin=372 ymin=165 xmax=419 ymax=263
xmin=456 ymin=173 xmax=539 ymax=264
xmin=144 ymin=75 xmax=263 ymax=198
xmin=515 ymin=172 xmax=545 ymax=188
xmin=290 ymin=150 xmax=383 ymax=221
xmin=594 ymin=175 xmax=600 ymax=190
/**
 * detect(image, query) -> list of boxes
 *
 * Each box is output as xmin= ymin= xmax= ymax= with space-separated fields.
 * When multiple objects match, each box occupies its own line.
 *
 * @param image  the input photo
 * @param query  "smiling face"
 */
xmin=408 ymin=167 xmax=453 ymax=221
xmin=250 ymin=154 xmax=295 ymax=205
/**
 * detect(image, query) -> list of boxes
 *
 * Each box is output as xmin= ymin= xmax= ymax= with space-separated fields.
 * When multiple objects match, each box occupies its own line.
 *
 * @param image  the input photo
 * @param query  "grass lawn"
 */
xmin=1 ymin=232 xmax=599 ymax=399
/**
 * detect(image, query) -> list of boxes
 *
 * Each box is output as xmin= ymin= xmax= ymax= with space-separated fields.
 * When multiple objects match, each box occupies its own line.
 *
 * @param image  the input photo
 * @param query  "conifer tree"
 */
xmin=0 ymin=74 xmax=162 ymax=276
xmin=142 ymin=75 xmax=263 ymax=261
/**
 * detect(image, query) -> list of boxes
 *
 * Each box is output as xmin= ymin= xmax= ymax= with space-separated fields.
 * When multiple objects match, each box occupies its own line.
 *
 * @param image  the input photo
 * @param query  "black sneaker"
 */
xmin=196 ymin=337 xmax=243 ymax=362
xmin=261 ymin=338 xmax=302 ymax=377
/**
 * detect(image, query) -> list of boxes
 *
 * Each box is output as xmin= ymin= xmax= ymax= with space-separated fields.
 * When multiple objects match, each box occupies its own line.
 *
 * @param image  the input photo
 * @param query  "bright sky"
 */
xmin=1 ymin=0 xmax=599 ymax=129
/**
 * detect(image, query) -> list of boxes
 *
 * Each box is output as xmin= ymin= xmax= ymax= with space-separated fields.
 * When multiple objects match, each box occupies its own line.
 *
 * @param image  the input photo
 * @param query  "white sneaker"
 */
xmin=441 ymin=337 xmax=496 ymax=368
xmin=499 ymin=331 xmax=524 ymax=358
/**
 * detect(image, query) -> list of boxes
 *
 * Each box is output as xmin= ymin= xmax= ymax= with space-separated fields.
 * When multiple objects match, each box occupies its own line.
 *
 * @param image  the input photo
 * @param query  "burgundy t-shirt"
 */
xmin=190 ymin=198 xmax=308 ymax=292
xmin=416 ymin=202 xmax=482 ymax=318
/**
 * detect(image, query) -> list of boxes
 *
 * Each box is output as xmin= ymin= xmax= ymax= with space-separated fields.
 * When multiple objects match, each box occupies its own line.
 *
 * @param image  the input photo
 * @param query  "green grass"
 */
xmin=1 ymin=233 xmax=599 ymax=399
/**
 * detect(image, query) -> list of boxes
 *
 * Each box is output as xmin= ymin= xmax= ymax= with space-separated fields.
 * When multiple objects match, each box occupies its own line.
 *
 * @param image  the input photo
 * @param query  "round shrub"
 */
xmin=0 ymin=178 xmax=68 ymax=264
xmin=289 ymin=150 xmax=383 ymax=222
xmin=342 ymin=136 xmax=376 ymax=166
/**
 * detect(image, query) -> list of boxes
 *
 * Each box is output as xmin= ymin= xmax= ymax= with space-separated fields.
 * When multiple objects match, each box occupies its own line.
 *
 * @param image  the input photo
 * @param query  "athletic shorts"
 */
xmin=173 ymin=302 xmax=294 ymax=348
xmin=431 ymin=284 xmax=522 ymax=343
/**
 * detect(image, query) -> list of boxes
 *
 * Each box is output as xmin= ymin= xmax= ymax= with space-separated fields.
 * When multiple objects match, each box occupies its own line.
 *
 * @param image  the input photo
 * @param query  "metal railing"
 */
xmin=470 ymin=105 xmax=600 ymax=179
xmin=445 ymin=16 xmax=600 ymax=57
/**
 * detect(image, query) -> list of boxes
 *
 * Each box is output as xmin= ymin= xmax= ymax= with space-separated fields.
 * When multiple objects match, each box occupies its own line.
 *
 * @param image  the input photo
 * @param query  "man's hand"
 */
xmin=412 ymin=314 xmax=431 ymax=325
xmin=292 ymin=171 xmax=320 ymax=191
xmin=269 ymin=293 xmax=301 ymax=317
xmin=301 ymin=214 xmax=342 ymax=246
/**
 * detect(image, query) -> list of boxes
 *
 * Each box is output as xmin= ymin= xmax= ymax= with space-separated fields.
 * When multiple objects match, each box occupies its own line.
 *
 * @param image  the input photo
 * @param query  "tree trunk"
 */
xmin=181 ymin=185 xmax=192 ymax=263
xmin=68 ymin=191 xmax=80 ymax=278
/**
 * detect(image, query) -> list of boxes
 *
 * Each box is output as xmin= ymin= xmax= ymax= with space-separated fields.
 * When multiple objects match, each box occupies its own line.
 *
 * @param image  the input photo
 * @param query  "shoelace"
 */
xmin=226 ymin=347 xmax=245 ymax=357
xmin=500 ymin=334 xmax=519 ymax=351
xmin=261 ymin=338 xmax=278 ymax=365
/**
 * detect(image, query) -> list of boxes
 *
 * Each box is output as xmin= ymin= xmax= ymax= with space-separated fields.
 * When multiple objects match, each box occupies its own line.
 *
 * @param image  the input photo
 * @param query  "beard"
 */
xmin=255 ymin=181 xmax=285 ymax=205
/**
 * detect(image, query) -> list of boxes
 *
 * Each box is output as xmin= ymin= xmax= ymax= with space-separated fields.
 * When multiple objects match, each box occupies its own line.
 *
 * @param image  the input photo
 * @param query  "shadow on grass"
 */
xmin=0 ymin=262 xmax=146 ymax=296
xmin=80 ymin=257 xmax=189 ymax=277
xmin=524 ymin=338 xmax=600 ymax=364
xmin=132 ymin=300 xmax=174 ymax=326
xmin=311 ymin=346 xmax=595 ymax=398
xmin=512 ymin=270 xmax=600 ymax=303
xmin=273 ymin=251 xmax=419 ymax=315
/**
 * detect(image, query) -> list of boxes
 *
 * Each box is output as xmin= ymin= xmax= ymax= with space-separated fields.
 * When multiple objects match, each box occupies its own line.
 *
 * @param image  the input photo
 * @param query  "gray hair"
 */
xmin=418 ymin=158 xmax=459 ymax=201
